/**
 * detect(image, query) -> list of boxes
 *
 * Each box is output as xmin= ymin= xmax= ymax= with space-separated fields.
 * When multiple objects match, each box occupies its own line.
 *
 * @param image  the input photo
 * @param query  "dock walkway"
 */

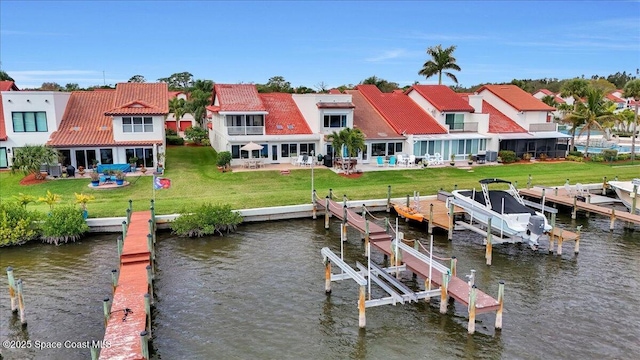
xmin=100 ymin=210 xmax=152 ymax=360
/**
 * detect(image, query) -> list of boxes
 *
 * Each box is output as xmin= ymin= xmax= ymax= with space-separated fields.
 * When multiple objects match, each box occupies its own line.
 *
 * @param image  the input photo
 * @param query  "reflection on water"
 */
xmin=1 ymin=214 xmax=639 ymax=359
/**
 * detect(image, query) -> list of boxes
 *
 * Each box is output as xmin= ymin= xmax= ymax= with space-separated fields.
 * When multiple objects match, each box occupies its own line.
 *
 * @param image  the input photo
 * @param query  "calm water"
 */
xmin=1 ymin=213 xmax=639 ymax=359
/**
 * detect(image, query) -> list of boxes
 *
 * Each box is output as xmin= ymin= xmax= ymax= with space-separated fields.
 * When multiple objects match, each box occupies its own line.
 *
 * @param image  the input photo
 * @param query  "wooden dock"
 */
xmin=519 ymin=187 xmax=640 ymax=229
xmin=316 ymin=195 xmax=502 ymax=331
xmin=99 ymin=210 xmax=153 ymax=360
xmin=393 ymin=196 xmax=466 ymax=234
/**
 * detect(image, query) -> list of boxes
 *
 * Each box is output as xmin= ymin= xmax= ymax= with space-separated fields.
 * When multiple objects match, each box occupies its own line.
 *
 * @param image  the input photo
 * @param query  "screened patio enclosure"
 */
xmin=498 ymin=133 xmax=570 ymax=158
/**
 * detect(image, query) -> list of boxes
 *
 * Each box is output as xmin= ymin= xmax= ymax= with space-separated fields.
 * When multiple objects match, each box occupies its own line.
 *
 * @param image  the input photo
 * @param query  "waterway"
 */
xmin=1 ymin=213 xmax=639 ymax=359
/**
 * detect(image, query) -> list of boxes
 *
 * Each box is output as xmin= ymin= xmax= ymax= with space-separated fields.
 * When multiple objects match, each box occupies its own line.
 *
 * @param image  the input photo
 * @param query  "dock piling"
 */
xmin=571 ymin=196 xmax=578 ymax=220
xmin=386 ymin=185 xmax=391 ymax=212
xmin=312 ymin=190 xmax=317 ymax=219
xmin=364 ymin=220 xmax=370 ymax=254
xmin=144 ymin=293 xmax=152 ymax=338
xmin=468 ymin=285 xmax=477 ymax=334
xmin=140 ymin=331 xmax=150 ymax=360
xmin=495 ymin=281 xmax=505 ymax=330
xmin=6 ymin=266 xmax=17 ymax=312
xmin=610 ymin=208 xmax=616 ymax=231
xmin=122 ymin=221 xmax=127 ymax=240
xmin=527 ymin=174 xmax=532 ymax=189
xmin=117 ymin=236 xmax=123 ymax=257
xmin=574 ymin=226 xmax=582 ymax=254
xmin=126 ymin=208 xmax=131 ymax=224
xmin=342 ymin=205 xmax=348 ymax=241
xmin=450 ymin=257 xmax=457 ymax=277
xmin=146 ymin=265 xmax=154 ymax=303
xmin=485 ymin=218 xmax=493 ymax=266
xmin=16 ymin=279 xmax=26 ymax=325
xmin=111 ymin=269 xmax=118 ymax=293
xmin=324 ymin=259 xmax=332 ymax=294
xmin=358 ymin=285 xmax=366 ymax=328
xmin=602 ymin=177 xmax=607 ymax=195
xmin=448 ymin=202 xmax=454 ymax=240
xmin=91 ymin=344 xmax=100 ymax=360
xmin=439 ymin=272 xmax=449 ymax=314
xmin=550 ymin=212 xmax=557 ymax=254
xmin=324 ymin=197 xmax=330 ymax=229
xmin=103 ymin=297 xmax=110 ymax=327
xmin=128 ymin=199 xmax=132 ymax=213
xmin=428 ymin=204 xmax=434 ymax=234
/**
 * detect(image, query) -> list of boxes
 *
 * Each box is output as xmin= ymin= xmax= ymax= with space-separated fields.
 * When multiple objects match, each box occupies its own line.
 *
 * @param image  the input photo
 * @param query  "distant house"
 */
xmin=47 ymin=83 xmax=168 ymax=169
xmin=166 ymin=90 xmax=195 ymax=135
xmin=475 ymin=85 xmax=569 ymax=158
xmin=1 ymin=81 xmax=71 ymax=168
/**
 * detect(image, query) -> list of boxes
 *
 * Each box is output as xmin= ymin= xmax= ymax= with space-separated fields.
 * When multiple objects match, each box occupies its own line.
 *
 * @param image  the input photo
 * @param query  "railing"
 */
xmin=227 ymin=126 xmax=264 ymax=135
xmin=529 ymin=123 xmax=557 ymax=132
xmin=448 ymin=122 xmax=479 ymax=132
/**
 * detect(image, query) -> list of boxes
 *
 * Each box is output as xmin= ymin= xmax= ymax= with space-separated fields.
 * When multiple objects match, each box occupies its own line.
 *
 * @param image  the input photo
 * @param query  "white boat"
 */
xmin=607 ymin=179 xmax=640 ymax=214
xmin=451 ymin=178 xmax=552 ymax=250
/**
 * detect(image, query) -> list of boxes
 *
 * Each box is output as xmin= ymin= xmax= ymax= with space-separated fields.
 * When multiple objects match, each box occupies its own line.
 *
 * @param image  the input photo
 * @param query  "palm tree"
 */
xmin=169 ymin=97 xmax=187 ymax=123
xmin=11 ymin=145 xmax=59 ymax=180
xmin=418 ymin=44 xmax=461 ymax=85
xmin=560 ymin=78 xmax=590 ymax=149
xmin=564 ymin=87 xmax=618 ymax=156
xmin=327 ymin=128 xmax=366 ymax=174
xmin=622 ymin=79 xmax=640 ymax=161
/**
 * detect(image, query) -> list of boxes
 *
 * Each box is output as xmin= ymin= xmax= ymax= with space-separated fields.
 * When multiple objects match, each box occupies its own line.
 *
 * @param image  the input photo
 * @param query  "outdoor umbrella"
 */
xmin=240 ymin=142 xmax=264 ymax=158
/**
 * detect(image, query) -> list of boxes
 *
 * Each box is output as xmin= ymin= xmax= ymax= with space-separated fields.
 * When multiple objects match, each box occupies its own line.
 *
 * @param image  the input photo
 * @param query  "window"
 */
xmin=445 ymin=114 xmax=464 ymax=131
xmin=100 ymin=149 xmax=113 ymax=164
xmin=281 ymin=143 xmax=297 ymax=157
xmin=123 ymin=117 xmax=153 ymax=133
xmin=12 ymin=112 xmax=47 ymax=132
xmin=231 ymin=145 xmax=241 ymax=159
xmin=246 ymin=115 xmax=264 ymax=127
xmin=299 ymin=143 xmax=316 ymax=155
xmin=372 ymin=143 xmax=386 ymax=156
xmin=323 ymin=114 xmax=347 ymax=128
xmin=226 ymin=115 xmax=243 ymax=127
xmin=126 ymin=148 xmax=154 ymax=167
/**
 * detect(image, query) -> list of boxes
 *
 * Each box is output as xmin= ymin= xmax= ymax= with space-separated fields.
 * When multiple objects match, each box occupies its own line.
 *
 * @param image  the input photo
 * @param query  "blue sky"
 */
xmin=1 ymin=1 xmax=638 ymax=89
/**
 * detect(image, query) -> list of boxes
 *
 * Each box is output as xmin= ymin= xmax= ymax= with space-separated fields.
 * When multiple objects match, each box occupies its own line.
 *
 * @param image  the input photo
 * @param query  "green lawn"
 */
xmin=1 ymin=146 xmax=638 ymax=218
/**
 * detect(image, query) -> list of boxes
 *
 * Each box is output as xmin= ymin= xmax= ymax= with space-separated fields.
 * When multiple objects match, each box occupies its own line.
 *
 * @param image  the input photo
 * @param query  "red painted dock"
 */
xmin=317 ymin=198 xmax=500 ymax=314
xmin=100 ymin=210 xmax=152 ymax=360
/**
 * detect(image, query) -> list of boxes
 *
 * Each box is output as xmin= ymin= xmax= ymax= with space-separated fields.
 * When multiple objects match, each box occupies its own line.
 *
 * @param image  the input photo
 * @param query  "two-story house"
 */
xmin=47 ymin=83 xmax=168 ymax=169
xmin=0 ymin=81 xmax=71 ymax=168
xmin=166 ymin=90 xmax=195 ymax=136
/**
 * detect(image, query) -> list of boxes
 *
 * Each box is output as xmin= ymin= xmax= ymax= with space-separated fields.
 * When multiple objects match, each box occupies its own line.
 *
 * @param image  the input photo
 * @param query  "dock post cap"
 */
xmin=147 ymin=234 xmax=152 ymax=239
xmin=6 ymin=266 xmax=12 ymax=271
xmin=122 ymin=221 xmax=127 ymax=225
xmin=146 ymin=265 xmax=152 ymax=270
xmin=111 ymin=269 xmax=117 ymax=273
xmin=140 ymin=330 xmax=148 ymax=337
xmin=117 ymin=235 xmax=122 ymax=240
xmin=144 ymin=293 xmax=150 ymax=299
xmin=451 ymin=256 xmax=456 ymax=259
xmin=499 ymin=280 xmax=505 ymax=285
xmin=103 ymin=297 xmax=109 ymax=302
xmin=471 ymin=284 xmax=477 ymax=289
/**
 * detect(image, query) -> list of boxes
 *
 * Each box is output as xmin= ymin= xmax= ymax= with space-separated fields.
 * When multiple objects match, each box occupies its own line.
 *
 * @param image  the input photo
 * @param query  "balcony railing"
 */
xmin=228 ymin=126 xmax=264 ymax=136
xmin=447 ymin=122 xmax=479 ymax=132
xmin=529 ymin=123 xmax=557 ymax=132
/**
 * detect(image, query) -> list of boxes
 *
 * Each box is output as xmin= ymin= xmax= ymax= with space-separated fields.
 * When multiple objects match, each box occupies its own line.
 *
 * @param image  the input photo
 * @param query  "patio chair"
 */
xmin=564 ymin=183 xmax=575 ymax=197
xmin=397 ymin=154 xmax=407 ymax=167
xmin=576 ymin=183 xmax=586 ymax=198
xmin=408 ymin=155 xmax=416 ymax=167
xmin=304 ymin=156 xmax=314 ymax=166
xmin=301 ymin=155 xmax=309 ymax=167
xmin=377 ymin=156 xmax=384 ymax=167
xmin=388 ymin=156 xmax=397 ymax=167
xmin=295 ymin=155 xmax=305 ymax=166
xmin=434 ymin=153 xmax=444 ymax=165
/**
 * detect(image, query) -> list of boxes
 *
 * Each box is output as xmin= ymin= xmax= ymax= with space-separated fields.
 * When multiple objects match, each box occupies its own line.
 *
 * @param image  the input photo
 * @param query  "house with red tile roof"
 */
xmin=46 ymin=83 xmax=168 ymax=170
xmin=475 ymin=85 xmax=569 ymax=158
xmin=406 ymin=85 xmax=490 ymax=160
xmin=166 ymin=91 xmax=195 ymax=134
xmin=1 ymin=83 xmax=71 ymax=168
xmin=207 ymin=84 xmax=321 ymax=165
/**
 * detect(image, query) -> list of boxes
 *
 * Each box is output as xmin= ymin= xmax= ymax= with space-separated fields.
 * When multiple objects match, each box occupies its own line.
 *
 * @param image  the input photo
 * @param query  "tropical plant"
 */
xmin=169 ymin=97 xmax=187 ymax=122
xmin=38 ymin=190 xmax=62 ymax=211
xmin=560 ymin=78 xmax=590 ymax=149
xmin=360 ymin=76 xmax=399 ymax=93
xmin=40 ymin=206 xmax=89 ymax=245
xmin=10 ymin=144 xmax=59 ymax=180
xmin=498 ymin=150 xmax=517 ymax=164
xmin=89 ymin=171 xmax=100 ymax=181
xmin=622 ymin=79 xmax=640 ymax=161
xmin=327 ymin=128 xmax=366 ymax=174
xmin=184 ymin=126 xmax=208 ymax=145
xmin=564 ymin=87 xmax=618 ymax=156
xmin=0 ymin=202 xmax=41 ymax=246
xmin=187 ymin=80 xmax=214 ymax=126
xmin=217 ymin=151 xmax=232 ymax=170
xmin=541 ymin=95 xmax=558 ymax=108
xmin=74 ymin=193 xmax=95 ymax=211
xmin=170 ymin=203 xmax=243 ymax=237
xmin=418 ymin=44 xmax=461 ymax=85
xmin=13 ymin=193 xmax=37 ymax=208
xmin=114 ymin=170 xmax=125 ymax=181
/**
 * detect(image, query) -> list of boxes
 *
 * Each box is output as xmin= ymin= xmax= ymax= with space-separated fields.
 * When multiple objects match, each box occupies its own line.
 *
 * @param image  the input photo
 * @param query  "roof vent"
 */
xmin=99 ymin=125 xmax=109 ymax=130
xmin=71 ymin=126 xmax=80 ymax=131
xmin=276 ymin=124 xmax=284 ymax=130
xmin=377 ymin=132 xmax=388 ymax=137
xmin=287 ymin=124 xmax=294 ymax=130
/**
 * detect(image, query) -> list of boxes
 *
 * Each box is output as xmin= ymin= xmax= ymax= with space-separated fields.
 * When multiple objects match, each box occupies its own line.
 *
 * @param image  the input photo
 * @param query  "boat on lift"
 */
xmin=450 ymin=178 xmax=552 ymax=250
xmin=607 ymin=178 xmax=640 ymax=214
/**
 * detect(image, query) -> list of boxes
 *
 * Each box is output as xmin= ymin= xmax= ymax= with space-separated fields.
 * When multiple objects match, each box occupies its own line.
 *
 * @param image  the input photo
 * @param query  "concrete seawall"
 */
xmin=86 ymin=196 xmax=432 ymax=232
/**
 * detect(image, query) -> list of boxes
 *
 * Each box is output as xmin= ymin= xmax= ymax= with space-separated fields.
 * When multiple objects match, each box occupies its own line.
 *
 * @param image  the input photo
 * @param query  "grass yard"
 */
xmin=1 ymin=145 xmax=639 ymax=218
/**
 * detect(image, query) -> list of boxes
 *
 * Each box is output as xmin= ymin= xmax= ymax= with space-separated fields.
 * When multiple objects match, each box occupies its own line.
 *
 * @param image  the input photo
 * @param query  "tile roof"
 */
xmin=0 ymin=81 xmax=18 ymax=141
xmin=345 ymin=90 xmax=404 ymax=140
xmin=328 ymin=89 xmax=342 ymax=94
xmin=356 ymin=85 xmax=447 ymax=135
xmin=538 ymin=89 xmax=554 ymax=96
xmin=478 ymin=84 xmax=556 ymax=112
xmin=408 ymin=85 xmax=475 ymax=112
xmin=105 ymin=83 xmax=169 ymax=115
xmin=212 ymin=84 xmax=266 ymax=112
xmin=259 ymin=93 xmax=312 ymax=135
xmin=605 ymin=93 xmax=625 ymax=103
xmin=48 ymin=89 xmax=163 ymax=147
xmin=458 ymin=93 xmax=527 ymax=133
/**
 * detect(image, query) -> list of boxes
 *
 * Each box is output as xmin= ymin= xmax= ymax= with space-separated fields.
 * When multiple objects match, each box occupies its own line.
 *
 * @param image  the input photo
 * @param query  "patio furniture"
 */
xmin=397 ymin=154 xmax=407 ymax=167
xmin=434 ymin=153 xmax=444 ymax=165
xmin=564 ymin=183 xmax=574 ymax=197
xmin=388 ymin=156 xmax=397 ymax=167
xmin=408 ymin=155 xmax=416 ymax=167
xmin=376 ymin=156 xmax=384 ymax=167
xmin=295 ymin=155 xmax=305 ymax=166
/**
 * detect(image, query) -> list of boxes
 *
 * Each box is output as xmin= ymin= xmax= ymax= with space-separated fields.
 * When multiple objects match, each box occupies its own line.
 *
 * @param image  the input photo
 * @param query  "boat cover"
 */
xmin=458 ymin=190 xmax=535 ymax=215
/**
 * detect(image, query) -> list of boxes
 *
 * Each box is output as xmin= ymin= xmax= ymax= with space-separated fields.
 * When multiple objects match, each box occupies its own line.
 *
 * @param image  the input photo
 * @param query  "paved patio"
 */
xmin=231 ymin=160 xmax=501 ymax=173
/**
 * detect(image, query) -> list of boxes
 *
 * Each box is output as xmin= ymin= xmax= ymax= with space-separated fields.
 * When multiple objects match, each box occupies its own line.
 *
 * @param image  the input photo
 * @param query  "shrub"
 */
xmin=589 ymin=155 xmax=605 ymax=162
xmin=171 ymin=203 xmax=243 ymax=237
xmin=601 ymin=149 xmax=618 ymax=162
xmin=217 ymin=151 xmax=232 ymax=168
xmin=498 ymin=150 xmax=517 ymax=164
xmin=0 ymin=202 xmax=41 ymax=246
xmin=618 ymin=153 xmax=631 ymax=161
xmin=566 ymin=155 xmax=584 ymax=162
xmin=522 ymin=153 xmax=532 ymax=161
xmin=569 ymin=150 xmax=583 ymax=157
xmin=201 ymin=137 xmax=211 ymax=146
xmin=166 ymin=135 xmax=185 ymax=145
xmin=538 ymin=153 xmax=548 ymax=161
xmin=184 ymin=126 xmax=208 ymax=145
xmin=40 ymin=206 xmax=89 ymax=245
xmin=165 ymin=128 xmax=178 ymax=136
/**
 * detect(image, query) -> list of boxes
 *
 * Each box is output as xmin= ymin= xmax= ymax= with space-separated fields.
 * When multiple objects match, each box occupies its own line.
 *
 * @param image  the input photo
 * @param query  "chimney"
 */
xmin=468 ymin=94 xmax=483 ymax=113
